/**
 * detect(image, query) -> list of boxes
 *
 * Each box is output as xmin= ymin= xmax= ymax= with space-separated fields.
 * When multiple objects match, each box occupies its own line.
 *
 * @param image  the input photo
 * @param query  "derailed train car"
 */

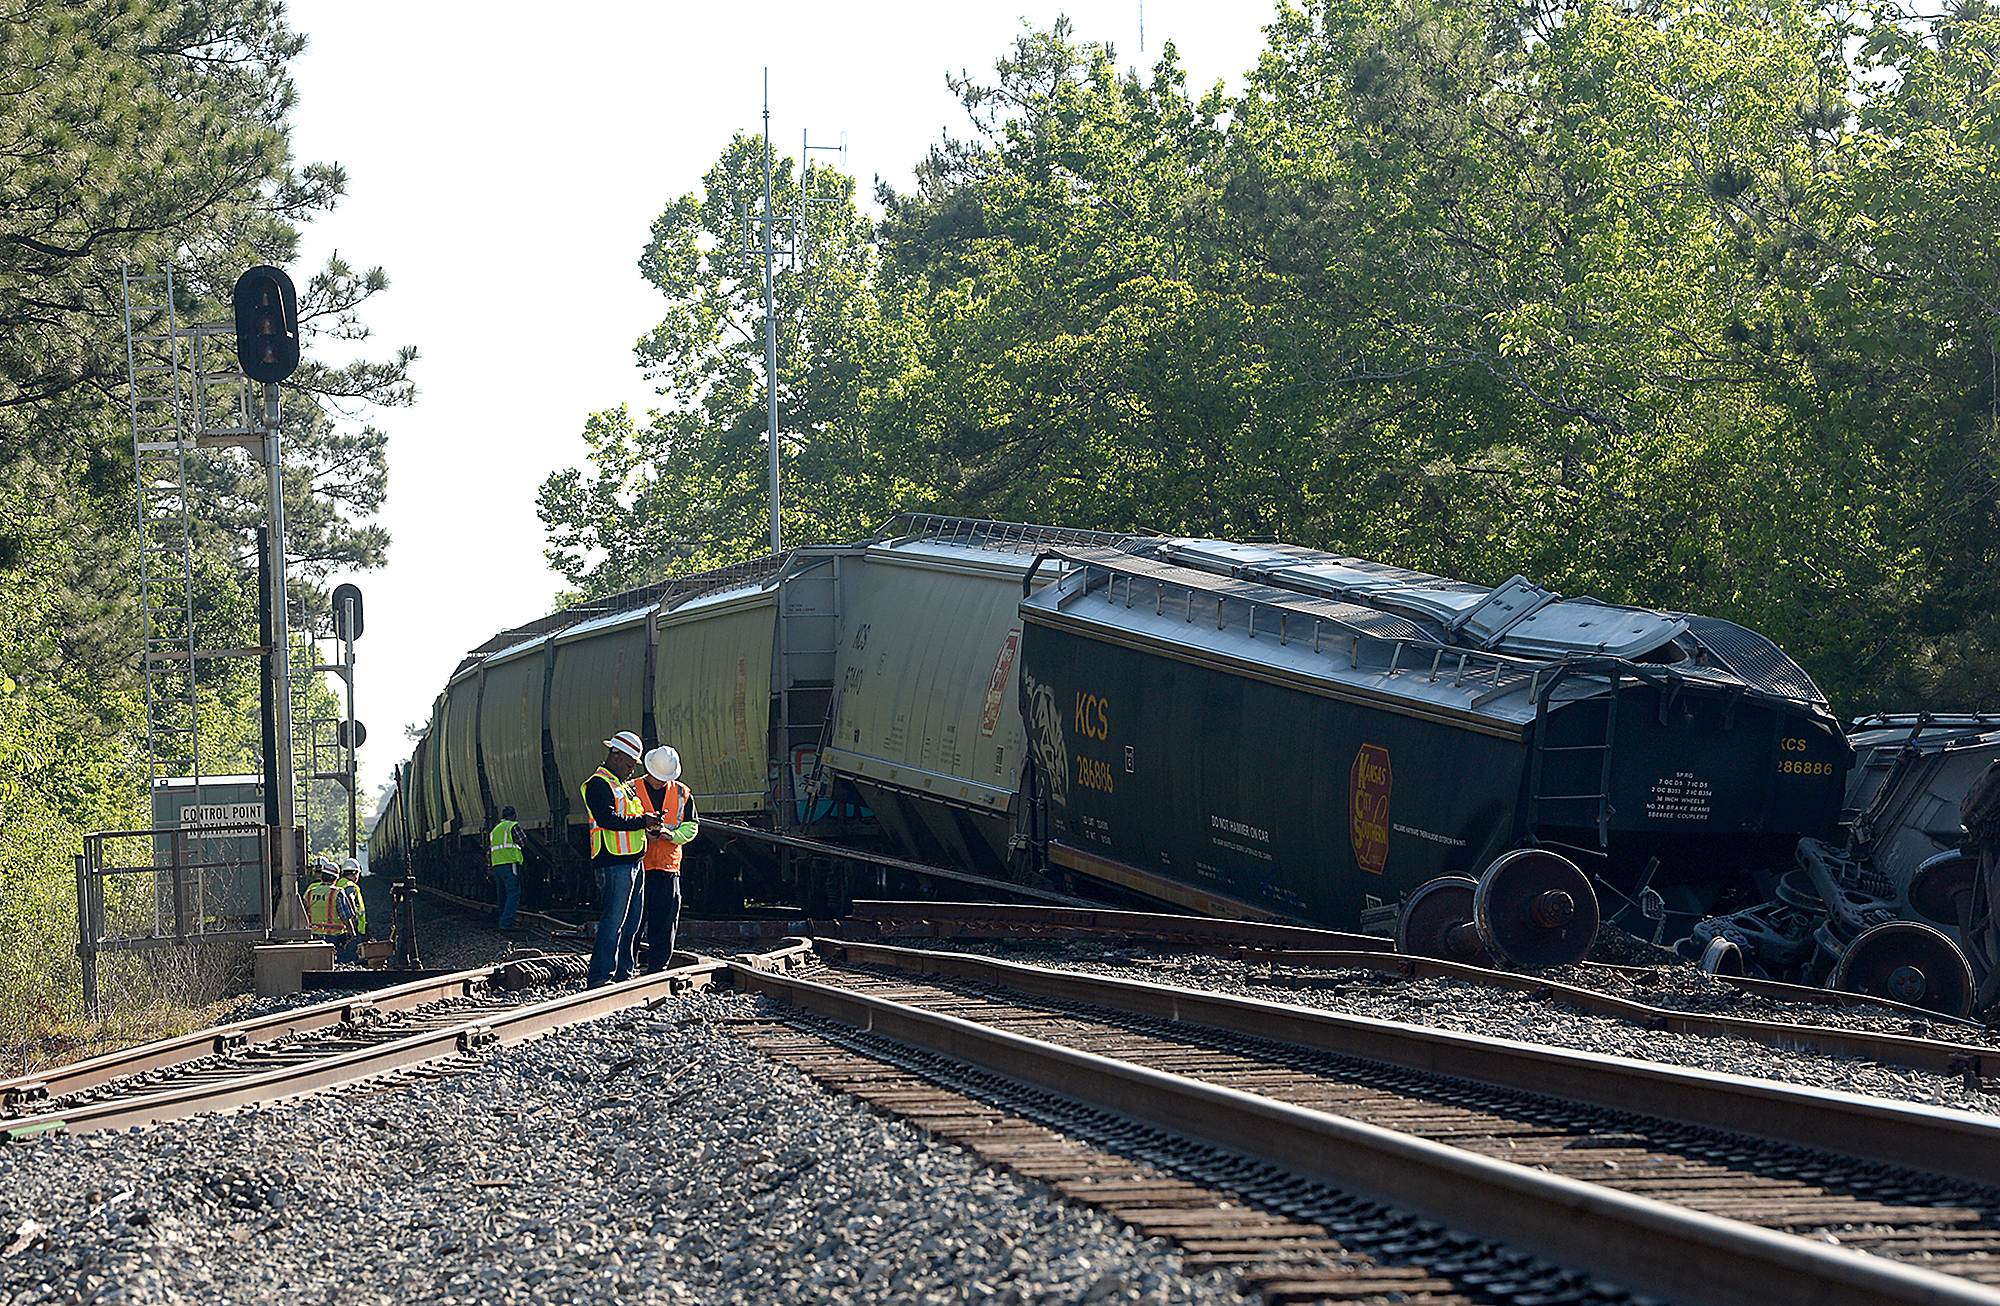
xmin=370 ymin=523 xmax=1122 ymax=914
xmin=1014 ymin=540 xmax=1849 ymax=947
xmin=381 ymin=516 xmax=1880 ymax=976
xmin=1690 ymin=714 xmax=2000 ymax=1015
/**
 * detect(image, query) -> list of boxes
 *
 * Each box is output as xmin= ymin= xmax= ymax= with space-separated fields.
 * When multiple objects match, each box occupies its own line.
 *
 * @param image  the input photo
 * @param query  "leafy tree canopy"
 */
xmin=0 ymin=0 xmax=411 ymax=1028
xmin=552 ymin=4 xmax=2000 ymax=712
xmin=540 ymin=136 xmax=912 ymax=594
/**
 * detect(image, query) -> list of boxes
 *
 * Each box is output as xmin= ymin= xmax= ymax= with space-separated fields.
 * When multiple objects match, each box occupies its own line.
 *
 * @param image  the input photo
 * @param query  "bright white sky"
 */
xmin=283 ymin=0 xmax=1278 ymax=803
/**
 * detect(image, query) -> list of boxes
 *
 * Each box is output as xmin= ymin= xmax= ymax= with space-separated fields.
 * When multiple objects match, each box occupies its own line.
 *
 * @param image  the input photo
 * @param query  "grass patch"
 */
xmin=0 ymin=942 xmax=252 ymax=1078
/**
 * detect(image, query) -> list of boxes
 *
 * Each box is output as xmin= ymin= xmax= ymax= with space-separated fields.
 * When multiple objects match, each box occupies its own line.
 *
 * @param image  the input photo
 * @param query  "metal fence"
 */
xmin=76 ymin=821 xmax=274 ymax=1011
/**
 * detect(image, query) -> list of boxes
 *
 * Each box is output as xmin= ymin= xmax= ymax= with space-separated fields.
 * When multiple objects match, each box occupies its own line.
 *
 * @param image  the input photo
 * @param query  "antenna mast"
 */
xmin=742 ymin=72 xmax=845 ymax=557
xmin=761 ymin=72 xmax=780 ymax=554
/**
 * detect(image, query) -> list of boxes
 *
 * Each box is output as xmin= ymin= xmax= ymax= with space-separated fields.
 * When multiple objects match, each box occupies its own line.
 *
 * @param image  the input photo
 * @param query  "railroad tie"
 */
xmin=730 ymin=1018 xmax=1481 ymax=1304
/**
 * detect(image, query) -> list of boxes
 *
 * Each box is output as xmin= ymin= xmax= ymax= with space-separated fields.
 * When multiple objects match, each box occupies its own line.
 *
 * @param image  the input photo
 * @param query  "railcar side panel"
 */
xmin=423 ymin=694 xmax=453 ymax=840
xmin=477 ymin=643 xmax=551 ymax=829
xmin=443 ymin=669 xmax=483 ymax=833
xmin=1021 ymin=620 xmax=1526 ymax=929
xmin=1530 ymin=683 xmax=1847 ymax=876
xmin=548 ymin=614 xmax=651 ymax=819
xmin=824 ymin=551 xmax=1035 ymax=848
xmin=654 ymin=592 xmax=776 ymax=814
xmin=407 ymin=730 xmax=433 ymax=844
xmin=367 ymin=786 xmax=399 ymax=870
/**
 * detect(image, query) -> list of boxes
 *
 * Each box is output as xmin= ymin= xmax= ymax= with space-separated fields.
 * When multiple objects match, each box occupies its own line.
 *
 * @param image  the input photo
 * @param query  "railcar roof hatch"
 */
xmin=1153 ymin=538 xmax=1690 ymax=663
xmin=1453 ymin=576 xmax=1559 ymax=647
xmin=1496 ymin=601 xmax=1688 ymax=661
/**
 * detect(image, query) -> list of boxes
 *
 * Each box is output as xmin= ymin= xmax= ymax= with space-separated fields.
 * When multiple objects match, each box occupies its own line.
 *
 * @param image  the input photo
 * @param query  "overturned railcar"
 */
xmin=1016 ymin=540 xmax=1850 ymax=933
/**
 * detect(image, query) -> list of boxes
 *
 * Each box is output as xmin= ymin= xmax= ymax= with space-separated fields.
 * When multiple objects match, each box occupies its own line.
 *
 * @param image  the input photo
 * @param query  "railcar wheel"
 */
xmin=1907 ymin=850 xmax=1978 ymax=929
xmin=1395 ymin=876 xmax=1492 ymax=965
xmin=1831 ymin=920 xmax=1976 ymax=1019
xmin=1473 ymin=849 xmax=1599 ymax=969
xmin=1699 ymin=935 xmax=1746 ymax=977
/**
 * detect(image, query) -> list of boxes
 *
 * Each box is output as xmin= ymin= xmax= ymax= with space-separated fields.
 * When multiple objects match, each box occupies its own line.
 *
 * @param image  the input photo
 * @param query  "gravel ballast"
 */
xmin=0 ymin=987 xmax=1249 ymax=1306
xmin=26 ymin=895 xmax=1995 ymax=1305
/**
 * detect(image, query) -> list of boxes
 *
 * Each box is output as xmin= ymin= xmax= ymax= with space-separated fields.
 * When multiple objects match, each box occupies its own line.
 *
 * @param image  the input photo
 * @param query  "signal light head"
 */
xmin=232 ymin=266 xmax=300 ymax=384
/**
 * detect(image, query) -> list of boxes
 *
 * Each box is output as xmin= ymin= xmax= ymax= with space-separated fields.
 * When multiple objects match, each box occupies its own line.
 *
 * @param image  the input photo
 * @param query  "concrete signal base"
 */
xmin=253 ymin=942 xmax=335 ymax=996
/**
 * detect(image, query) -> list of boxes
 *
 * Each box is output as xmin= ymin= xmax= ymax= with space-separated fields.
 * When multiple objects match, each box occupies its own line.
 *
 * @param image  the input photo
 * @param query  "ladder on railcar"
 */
xmin=1527 ymin=671 xmax=1621 ymax=847
xmin=777 ymin=555 xmax=841 ymax=828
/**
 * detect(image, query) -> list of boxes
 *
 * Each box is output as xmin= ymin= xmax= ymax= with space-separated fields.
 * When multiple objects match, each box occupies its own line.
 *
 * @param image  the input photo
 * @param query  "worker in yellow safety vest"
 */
xmin=489 ymin=805 xmax=523 ymax=932
xmin=334 ymin=858 xmax=366 ymax=964
xmin=581 ymin=730 xmax=664 ymax=988
xmin=638 ymin=746 xmax=699 ymax=974
xmin=305 ymin=858 xmax=360 ymax=963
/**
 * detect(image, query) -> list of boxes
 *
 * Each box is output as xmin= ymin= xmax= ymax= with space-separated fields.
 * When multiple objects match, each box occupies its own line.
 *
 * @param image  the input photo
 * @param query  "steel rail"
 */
xmin=1248 ymin=949 xmax=1998 ymax=1079
xmin=0 ymin=964 xmax=507 ymax=1109
xmin=1579 ymin=960 xmax=1987 ymax=1027
xmin=821 ymin=940 xmax=2000 ymax=1185
xmin=0 ymin=953 xmax=755 ymax=1138
xmin=842 ymin=900 xmax=1392 ymax=951
xmin=842 ymin=900 xmax=1970 ymax=1022
xmin=731 ymin=961 xmax=2000 ymax=1306
xmin=705 ymin=824 xmax=1101 ymax=908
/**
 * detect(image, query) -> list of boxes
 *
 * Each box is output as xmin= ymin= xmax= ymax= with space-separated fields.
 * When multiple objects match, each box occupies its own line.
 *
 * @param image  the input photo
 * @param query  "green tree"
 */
xmin=539 ymin=138 xmax=910 ymax=595
xmin=875 ymin=26 xmax=1307 ymax=538
xmin=1712 ymin=0 xmax=2000 ymax=705
xmin=550 ymin=9 xmax=2000 ymax=714
xmin=0 ymin=0 xmax=410 ymax=1042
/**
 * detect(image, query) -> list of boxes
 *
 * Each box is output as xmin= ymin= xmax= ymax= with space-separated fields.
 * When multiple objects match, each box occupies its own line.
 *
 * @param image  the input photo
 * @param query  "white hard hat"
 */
xmin=341 ymin=858 xmax=360 ymax=873
xmin=603 ymin=730 xmax=644 ymax=761
xmin=645 ymin=746 xmax=681 ymax=782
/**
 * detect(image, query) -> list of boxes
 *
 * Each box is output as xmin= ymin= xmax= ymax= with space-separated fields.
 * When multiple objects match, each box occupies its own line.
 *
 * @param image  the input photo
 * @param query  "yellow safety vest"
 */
xmin=490 ymin=819 xmax=523 ymax=866
xmin=335 ymin=875 xmax=366 ymax=934
xmin=581 ymin=766 xmax=645 ymax=859
xmin=306 ymin=881 xmax=344 ymax=936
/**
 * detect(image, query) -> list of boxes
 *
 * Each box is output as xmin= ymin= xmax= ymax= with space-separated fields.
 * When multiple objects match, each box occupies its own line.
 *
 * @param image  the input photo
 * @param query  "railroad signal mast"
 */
xmin=232 ymin=266 xmax=307 ymax=930
xmin=83 ymin=264 xmax=346 ymax=1009
xmin=304 ymin=583 xmax=366 ymax=859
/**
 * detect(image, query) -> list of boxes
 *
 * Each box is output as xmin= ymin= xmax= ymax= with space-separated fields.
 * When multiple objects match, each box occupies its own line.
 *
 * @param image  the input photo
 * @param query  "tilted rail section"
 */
xmin=840 ymin=901 xmax=2000 ymax=1080
xmin=731 ymin=941 xmax=2000 ymax=1306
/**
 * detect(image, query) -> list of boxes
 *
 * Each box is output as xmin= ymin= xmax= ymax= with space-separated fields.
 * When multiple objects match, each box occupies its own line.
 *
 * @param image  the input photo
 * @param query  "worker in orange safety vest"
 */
xmin=637 ymin=746 xmax=699 ymax=974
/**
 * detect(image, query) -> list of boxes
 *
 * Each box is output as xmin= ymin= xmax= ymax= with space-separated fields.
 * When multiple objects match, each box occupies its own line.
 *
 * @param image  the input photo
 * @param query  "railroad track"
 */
xmin=842 ymin=900 xmax=2000 ymax=1081
xmin=729 ymin=939 xmax=2000 ymax=1306
xmin=0 ymin=952 xmax=726 ymax=1137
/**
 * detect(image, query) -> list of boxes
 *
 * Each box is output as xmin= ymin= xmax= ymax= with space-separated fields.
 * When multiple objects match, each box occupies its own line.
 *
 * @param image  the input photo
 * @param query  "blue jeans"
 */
xmin=587 ymin=859 xmax=644 ymax=987
xmin=493 ymin=861 xmax=521 ymax=930
xmin=642 ymin=870 xmax=681 ymax=973
xmin=335 ymin=932 xmax=360 ymax=965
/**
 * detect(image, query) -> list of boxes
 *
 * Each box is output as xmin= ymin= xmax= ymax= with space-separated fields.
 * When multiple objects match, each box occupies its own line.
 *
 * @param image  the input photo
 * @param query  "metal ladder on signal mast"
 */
xmin=123 ymin=266 xmax=203 ymax=796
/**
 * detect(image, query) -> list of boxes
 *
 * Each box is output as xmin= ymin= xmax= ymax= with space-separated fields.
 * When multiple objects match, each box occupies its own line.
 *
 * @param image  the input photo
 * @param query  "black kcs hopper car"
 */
xmin=1015 ymin=539 xmax=1850 ymax=941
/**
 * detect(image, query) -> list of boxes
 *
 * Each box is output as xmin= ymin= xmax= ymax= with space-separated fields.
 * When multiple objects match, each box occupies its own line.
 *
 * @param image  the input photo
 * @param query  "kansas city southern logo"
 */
xmin=1350 ymin=743 xmax=1392 ymax=875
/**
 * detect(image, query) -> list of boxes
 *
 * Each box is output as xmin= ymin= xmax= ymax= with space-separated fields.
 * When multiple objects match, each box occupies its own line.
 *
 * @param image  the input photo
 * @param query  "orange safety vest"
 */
xmin=582 ymin=766 xmax=645 ymax=859
xmin=637 ymin=777 xmax=690 ymax=873
xmin=305 ymin=880 xmax=345 ymax=936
